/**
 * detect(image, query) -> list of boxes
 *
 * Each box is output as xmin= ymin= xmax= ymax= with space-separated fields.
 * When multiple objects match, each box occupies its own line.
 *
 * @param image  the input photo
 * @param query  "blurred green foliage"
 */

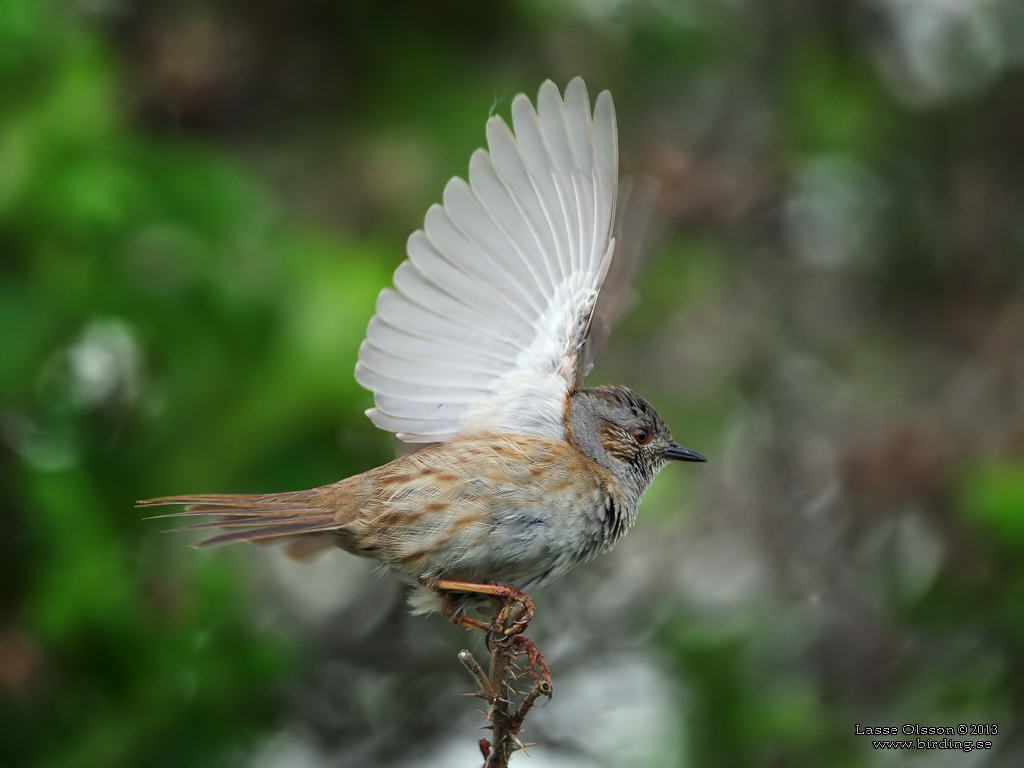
xmin=0 ymin=2 xmax=395 ymax=765
xmin=964 ymin=462 xmax=1024 ymax=549
xmin=2 ymin=0 xmax=1024 ymax=766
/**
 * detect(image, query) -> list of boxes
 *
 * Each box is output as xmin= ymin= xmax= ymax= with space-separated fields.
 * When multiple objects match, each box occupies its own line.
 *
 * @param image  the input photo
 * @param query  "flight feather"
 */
xmin=355 ymin=77 xmax=618 ymax=442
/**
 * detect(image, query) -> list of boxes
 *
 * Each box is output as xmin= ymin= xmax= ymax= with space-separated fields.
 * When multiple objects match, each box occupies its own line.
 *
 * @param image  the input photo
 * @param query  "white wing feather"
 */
xmin=355 ymin=78 xmax=618 ymax=442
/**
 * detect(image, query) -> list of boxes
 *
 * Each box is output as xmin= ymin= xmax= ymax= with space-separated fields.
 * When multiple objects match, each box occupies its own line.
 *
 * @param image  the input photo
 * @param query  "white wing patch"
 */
xmin=355 ymin=78 xmax=618 ymax=442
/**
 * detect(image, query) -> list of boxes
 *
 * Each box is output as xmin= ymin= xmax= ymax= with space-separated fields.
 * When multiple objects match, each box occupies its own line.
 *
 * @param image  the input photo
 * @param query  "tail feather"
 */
xmin=167 ymin=513 xmax=334 ymax=532
xmin=138 ymin=491 xmax=342 ymax=550
xmin=193 ymin=520 xmax=343 ymax=548
xmin=138 ymin=493 xmax=313 ymax=512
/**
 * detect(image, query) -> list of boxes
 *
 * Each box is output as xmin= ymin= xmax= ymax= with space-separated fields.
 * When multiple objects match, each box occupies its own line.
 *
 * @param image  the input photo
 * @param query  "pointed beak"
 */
xmin=663 ymin=442 xmax=707 ymax=462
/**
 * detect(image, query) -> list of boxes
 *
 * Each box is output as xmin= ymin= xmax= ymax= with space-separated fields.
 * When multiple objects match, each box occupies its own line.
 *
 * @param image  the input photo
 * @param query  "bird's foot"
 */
xmin=428 ymin=578 xmax=534 ymax=637
xmin=511 ymin=634 xmax=553 ymax=697
xmin=492 ymin=587 xmax=534 ymax=637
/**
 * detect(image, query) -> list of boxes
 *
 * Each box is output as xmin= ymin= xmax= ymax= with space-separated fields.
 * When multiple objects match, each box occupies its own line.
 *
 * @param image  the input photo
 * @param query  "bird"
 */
xmin=139 ymin=77 xmax=706 ymax=680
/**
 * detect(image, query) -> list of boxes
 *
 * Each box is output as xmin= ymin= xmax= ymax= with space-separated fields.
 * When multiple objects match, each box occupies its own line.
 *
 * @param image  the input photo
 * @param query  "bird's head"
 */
xmin=566 ymin=385 xmax=705 ymax=498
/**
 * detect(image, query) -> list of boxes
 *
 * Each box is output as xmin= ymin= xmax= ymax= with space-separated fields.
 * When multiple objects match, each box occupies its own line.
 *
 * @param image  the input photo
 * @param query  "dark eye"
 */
xmin=633 ymin=428 xmax=649 ymax=444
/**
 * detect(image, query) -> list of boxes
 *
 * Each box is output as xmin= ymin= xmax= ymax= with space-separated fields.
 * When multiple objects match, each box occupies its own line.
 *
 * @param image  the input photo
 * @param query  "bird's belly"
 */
xmin=370 ymin=485 xmax=613 ymax=590
xmin=464 ymin=492 xmax=610 ymax=589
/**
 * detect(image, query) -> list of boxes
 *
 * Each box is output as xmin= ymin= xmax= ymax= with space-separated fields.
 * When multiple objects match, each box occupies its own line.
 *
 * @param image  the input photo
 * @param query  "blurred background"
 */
xmin=3 ymin=0 xmax=1024 ymax=766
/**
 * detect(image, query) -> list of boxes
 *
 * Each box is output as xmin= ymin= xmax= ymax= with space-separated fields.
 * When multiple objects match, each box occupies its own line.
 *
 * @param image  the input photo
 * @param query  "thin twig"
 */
xmin=458 ymin=649 xmax=492 ymax=698
xmin=458 ymin=598 xmax=551 ymax=768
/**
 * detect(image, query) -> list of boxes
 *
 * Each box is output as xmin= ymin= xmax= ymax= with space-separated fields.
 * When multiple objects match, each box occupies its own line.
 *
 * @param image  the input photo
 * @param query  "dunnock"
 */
xmin=140 ymin=78 xmax=705 ymax=678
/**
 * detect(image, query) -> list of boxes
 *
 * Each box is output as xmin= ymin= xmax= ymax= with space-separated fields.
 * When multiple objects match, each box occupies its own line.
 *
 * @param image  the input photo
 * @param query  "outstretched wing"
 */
xmin=354 ymin=77 xmax=618 ymax=442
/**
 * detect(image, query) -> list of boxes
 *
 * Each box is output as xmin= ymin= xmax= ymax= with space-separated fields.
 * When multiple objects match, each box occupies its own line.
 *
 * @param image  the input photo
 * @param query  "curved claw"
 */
xmin=484 ymin=628 xmax=502 ymax=653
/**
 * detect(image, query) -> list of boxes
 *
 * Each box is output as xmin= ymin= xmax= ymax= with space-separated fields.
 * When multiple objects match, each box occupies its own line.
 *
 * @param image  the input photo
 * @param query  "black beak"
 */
xmin=663 ymin=442 xmax=707 ymax=462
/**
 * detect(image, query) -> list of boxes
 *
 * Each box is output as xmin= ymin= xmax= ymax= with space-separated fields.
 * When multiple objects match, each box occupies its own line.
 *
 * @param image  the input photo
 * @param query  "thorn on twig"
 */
xmin=510 ymin=733 xmax=530 ymax=756
xmin=455 ymin=590 xmax=552 ymax=768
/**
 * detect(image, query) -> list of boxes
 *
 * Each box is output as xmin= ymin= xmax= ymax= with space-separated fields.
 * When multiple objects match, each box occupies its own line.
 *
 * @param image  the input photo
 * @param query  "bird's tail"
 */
xmin=138 ymin=490 xmax=341 ymax=558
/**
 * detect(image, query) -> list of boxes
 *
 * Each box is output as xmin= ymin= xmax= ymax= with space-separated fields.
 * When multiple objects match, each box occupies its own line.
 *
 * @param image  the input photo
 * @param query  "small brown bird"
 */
xmin=140 ymin=78 xmax=705 ymax=677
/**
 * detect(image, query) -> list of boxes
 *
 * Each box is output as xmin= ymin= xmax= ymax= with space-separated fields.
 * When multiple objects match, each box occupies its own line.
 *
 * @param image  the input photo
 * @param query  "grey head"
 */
xmin=566 ymin=385 xmax=705 ymax=507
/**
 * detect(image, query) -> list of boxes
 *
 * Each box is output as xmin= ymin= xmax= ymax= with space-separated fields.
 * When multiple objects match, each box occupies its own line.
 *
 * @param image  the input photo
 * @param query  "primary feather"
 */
xmin=355 ymin=77 xmax=618 ymax=443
